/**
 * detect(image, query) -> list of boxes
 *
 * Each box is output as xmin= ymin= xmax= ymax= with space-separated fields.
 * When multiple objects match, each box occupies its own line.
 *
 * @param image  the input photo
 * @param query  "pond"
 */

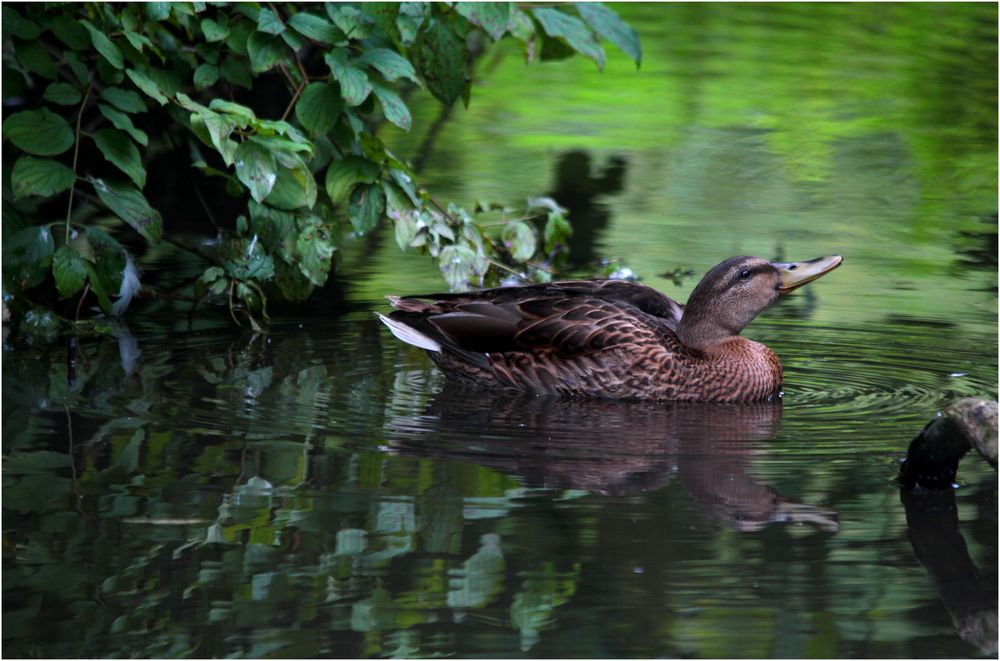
xmin=3 ymin=4 xmax=997 ymax=658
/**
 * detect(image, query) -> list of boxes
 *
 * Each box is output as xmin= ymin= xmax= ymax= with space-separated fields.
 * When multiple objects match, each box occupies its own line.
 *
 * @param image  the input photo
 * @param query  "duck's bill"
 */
xmin=772 ymin=255 xmax=843 ymax=294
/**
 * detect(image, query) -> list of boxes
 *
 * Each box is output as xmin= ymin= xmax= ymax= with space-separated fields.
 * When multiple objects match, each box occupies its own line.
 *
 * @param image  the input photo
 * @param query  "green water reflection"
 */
xmin=4 ymin=3 xmax=997 ymax=659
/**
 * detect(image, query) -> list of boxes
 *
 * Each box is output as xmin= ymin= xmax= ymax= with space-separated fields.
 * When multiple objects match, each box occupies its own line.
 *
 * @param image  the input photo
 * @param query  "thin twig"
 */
xmin=228 ymin=278 xmax=241 ymax=326
xmin=281 ymin=77 xmax=306 ymax=122
xmin=136 ymin=286 xmax=200 ymax=303
xmin=427 ymin=194 xmax=458 ymax=223
xmin=276 ymin=62 xmax=298 ymax=90
xmin=74 ymin=282 xmax=91 ymax=321
xmin=484 ymin=258 xmax=523 ymax=277
xmin=66 ymin=80 xmax=94 ymax=242
xmin=66 ymin=403 xmax=86 ymax=517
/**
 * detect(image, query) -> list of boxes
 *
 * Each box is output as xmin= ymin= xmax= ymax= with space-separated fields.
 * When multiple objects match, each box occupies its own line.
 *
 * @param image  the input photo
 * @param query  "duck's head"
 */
xmin=677 ymin=255 xmax=842 ymax=351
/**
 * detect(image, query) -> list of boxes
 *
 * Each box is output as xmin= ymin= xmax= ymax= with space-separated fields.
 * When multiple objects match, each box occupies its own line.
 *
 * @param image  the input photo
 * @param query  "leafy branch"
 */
xmin=2 ymin=2 xmax=641 ymax=334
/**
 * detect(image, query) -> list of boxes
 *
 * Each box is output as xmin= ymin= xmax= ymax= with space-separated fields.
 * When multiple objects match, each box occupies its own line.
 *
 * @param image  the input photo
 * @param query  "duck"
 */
xmin=378 ymin=255 xmax=842 ymax=401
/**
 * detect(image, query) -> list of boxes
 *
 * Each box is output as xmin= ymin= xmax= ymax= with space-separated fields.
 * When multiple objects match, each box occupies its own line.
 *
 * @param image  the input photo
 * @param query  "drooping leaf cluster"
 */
xmin=2 ymin=2 xmax=641 ymax=329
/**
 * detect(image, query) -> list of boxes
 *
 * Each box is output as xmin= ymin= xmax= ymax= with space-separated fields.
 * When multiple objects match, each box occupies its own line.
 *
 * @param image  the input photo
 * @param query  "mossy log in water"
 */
xmin=899 ymin=398 xmax=998 ymax=490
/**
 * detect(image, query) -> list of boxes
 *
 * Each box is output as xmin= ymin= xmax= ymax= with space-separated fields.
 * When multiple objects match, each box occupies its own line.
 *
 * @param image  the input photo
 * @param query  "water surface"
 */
xmin=4 ymin=4 xmax=997 ymax=658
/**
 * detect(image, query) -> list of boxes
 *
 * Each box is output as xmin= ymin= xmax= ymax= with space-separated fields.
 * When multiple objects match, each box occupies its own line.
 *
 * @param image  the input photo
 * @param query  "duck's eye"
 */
xmin=739 ymin=269 xmax=751 ymax=280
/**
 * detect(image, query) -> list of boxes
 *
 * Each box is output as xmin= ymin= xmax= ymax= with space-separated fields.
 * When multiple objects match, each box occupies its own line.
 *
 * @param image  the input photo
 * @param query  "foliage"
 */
xmin=1 ymin=2 xmax=641 ymax=329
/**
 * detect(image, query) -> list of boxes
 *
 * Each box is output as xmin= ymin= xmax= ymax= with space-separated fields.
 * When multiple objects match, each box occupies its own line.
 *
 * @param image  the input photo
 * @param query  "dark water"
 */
xmin=4 ymin=4 xmax=998 ymax=659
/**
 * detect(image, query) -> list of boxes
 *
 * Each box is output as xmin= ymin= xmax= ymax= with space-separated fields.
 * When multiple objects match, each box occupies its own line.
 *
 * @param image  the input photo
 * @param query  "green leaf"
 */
xmin=393 ymin=210 xmax=418 ymax=251
xmin=90 ymin=178 xmax=163 ymax=244
xmin=97 ymin=57 xmax=125 ymax=85
xmin=52 ymin=245 xmax=88 ymax=298
xmin=295 ymin=82 xmax=342 ymax=136
xmin=275 ymin=259 xmax=314 ymax=302
xmin=201 ymin=17 xmax=230 ymax=42
xmin=383 ymin=179 xmax=413 ymax=217
xmin=81 ymin=20 xmax=125 ymax=70
xmin=85 ymin=226 xmax=128 ymax=313
xmin=325 ymin=50 xmax=372 ymax=107
xmin=14 ymin=39 xmax=58 ymax=80
xmin=254 ymin=118 xmax=307 ymax=140
xmin=11 ymin=157 xmax=76 ymax=200
xmin=257 ymin=7 xmax=285 ymax=34
xmin=97 ymin=104 xmax=149 ymax=146
xmin=327 ymin=5 xmax=371 ymax=39
xmin=146 ymin=3 xmax=171 ymax=21
xmin=251 ymin=135 xmax=312 ymax=156
xmin=2 ymin=109 xmax=75 ymax=156
xmin=174 ymin=2 xmax=201 ymax=17
xmin=280 ymin=25 xmax=304 ymax=50
xmin=363 ymin=3 xmax=399 ymax=36
xmin=63 ymin=51 xmax=90 ymax=86
xmin=49 ymin=16 xmax=90 ymax=50
xmin=225 ymin=19 xmax=253 ymax=55
xmin=439 ymin=244 xmax=480 ymax=290
xmin=371 ymin=82 xmax=411 ymax=131
xmin=194 ymin=63 xmax=220 ymax=89
xmin=84 ymin=260 xmax=113 ymax=315
xmin=120 ymin=6 xmax=142 ymax=32
xmin=101 ymin=87 xmax=146 ymax=113
xmin=3 ymin=68 xmax=27 ymax=101
xmin=502 ymin=220 xmax=537 ymax=262
xmin=146 ymin=67 xmax=183 ymax=97
xmin=209 ymin=99 xmax=255 ymax=126
xmin=325 ymin=156 xmax=379 ymax=204
xmin=2 ymin=226 xmax=54 ymax=291
xmin=2 ymin=6 xmax=40 ymax=39
xmin=123 ymin=30 xmax=157 ymax=56
xmin=531 ymin=8 xmax=605 ymax=69
xmin=197 ymin=112 xmax=237 ymax=164
xmin=92 ymin=129 xmax=146 ymax=188
xmin=220 ymin=57 xmax=253 ymax=90
xmin=247 ymin=31 xmax=285 ymax=73
xmin=544 ymin=211 xmax=572 ymax=252
xmin=224 ymin=237 xmax=274 ymax=282
xmin=248 ymin=201 xmax=296 ymax=260
xmin=266 ymin=154 xmax=317 ymax=210
xmin=43 ymin=82 xmax=82 ymax=106
xmin=234 ymin=140 xmax=278 ymax=203
xmin=125 ymin=69 xmax=168 ymax=105
xmin=397 ymin=3 xmax=428 ymax=45
xmin=413 ymin=20 xmax=469 ymax=106
xmin=295 ymin=219 xmax=335 ymax=286
xmin=287 ymin=13 xmax=342 ymax=44
xmin=575 ymin=3 xmax=641 ymax=66
xmin=454 ymin=3 xmax=510 ymax=41
xmin=348 ymin=183 xmax=385 ymax=235
xmin=390 ymin=168 xmax=421 ymax=205
xmin=357 ymin=48 xmax=419 ymax=83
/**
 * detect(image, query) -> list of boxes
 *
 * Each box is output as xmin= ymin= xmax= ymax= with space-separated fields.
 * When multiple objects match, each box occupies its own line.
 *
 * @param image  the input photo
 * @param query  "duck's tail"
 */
xmin=376 ymin=313 xmax=442 ymax=352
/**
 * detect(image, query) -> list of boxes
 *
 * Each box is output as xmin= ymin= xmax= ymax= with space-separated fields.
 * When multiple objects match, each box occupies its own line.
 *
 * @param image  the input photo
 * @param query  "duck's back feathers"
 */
xmin=383 ymin=280 xmax=696 ymax=397
xmin=394 ymin=280 xmax=683 ymax=328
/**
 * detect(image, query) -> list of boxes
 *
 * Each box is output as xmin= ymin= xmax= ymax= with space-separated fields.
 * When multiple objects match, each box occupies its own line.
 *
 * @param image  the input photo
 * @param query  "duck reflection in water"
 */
xmin=384 ymin=383 xmax=838 ymax=533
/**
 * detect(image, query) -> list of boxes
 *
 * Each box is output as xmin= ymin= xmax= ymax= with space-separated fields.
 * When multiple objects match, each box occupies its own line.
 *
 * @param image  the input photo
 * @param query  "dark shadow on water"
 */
xmin=547 ymin=151 xmax=628 ymax=270
xmin=950 ymin=214 xmax=998 ymax=293
xmin=385 ymin=385 xmax=838 ymax=532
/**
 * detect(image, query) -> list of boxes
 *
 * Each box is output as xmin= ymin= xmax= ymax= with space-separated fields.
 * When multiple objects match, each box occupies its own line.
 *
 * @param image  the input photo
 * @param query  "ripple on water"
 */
xmin=765 ymin=320 xmax=996 ymax=455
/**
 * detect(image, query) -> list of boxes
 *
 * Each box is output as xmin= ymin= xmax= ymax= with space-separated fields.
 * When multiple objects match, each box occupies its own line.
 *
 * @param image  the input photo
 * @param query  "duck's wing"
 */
xmin=382 ymin=280 xmax=682 ymax=368
xmin=394 ymin=279 xmax=684 ymax=331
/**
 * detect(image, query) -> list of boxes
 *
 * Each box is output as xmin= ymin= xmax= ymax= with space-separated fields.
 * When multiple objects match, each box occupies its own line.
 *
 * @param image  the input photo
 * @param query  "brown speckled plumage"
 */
xmin=380 ymin=255 xmax=841 ymax=402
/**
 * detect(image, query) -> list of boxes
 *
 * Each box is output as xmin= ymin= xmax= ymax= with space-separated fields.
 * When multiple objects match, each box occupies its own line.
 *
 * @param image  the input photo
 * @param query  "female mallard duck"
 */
xmin=379 ymin=255 xmax=842 ymax=401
